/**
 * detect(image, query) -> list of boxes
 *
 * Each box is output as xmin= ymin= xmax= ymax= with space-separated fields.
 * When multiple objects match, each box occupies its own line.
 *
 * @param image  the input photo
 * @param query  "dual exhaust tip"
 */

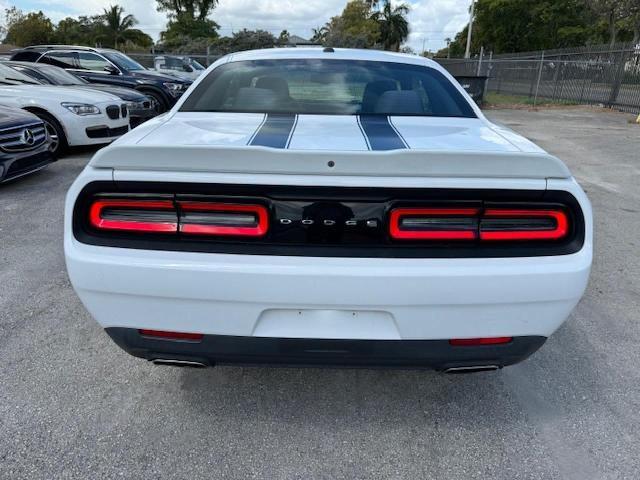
xmin=151 ymin=358 xmax=500 ymax=373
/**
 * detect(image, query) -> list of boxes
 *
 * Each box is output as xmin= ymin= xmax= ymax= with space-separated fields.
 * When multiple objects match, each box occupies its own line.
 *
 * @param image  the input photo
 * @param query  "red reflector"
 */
xmin=480 ymin=209 xmax=568 ymax=241
xmin=138 ymin=329 xmax=204 ymax=341
xmin=449 ymin=337 xmax=513 ymax=346
xmin=178 ymin=202 xmax=269 ymax=237
xmin=89 ymin=199 xmax=177 ymax=233
xmin=389 ymin=207 xmax=480 ymax=240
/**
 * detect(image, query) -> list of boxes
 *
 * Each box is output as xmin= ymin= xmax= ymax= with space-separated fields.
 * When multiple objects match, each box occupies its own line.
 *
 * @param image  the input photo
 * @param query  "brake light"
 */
xmin=88 ymin=198 xmax=269 ymax=238
xmin=389 ymin=206 xmax=569 ymax=242
xmin=389 ymin=208 xmax=480 ymax=240
xmin=479 ymin=209 xmax=569 ymax=241
xmin=449 ymin=337 xmax=513 ymax=346
xmin=89 ymin=199 xmax=177 ymax=233
xmin=138 ymin=329 xmax=204 ymax=342
xmin=178 ymin=202 xmax=269 ymax=237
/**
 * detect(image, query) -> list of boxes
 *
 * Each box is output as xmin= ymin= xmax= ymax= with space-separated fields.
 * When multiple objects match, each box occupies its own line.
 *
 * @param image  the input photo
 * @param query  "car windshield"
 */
xmin=103 ymin=51 xmax=146 ymax=71
xmin=181 ymin=59 xmax=476 ymax=117
xmin=33 ymin=65 xmax=87 ymax=85
xmin=0 ymin=63 xmax=40 ymax=85
xmin=189 ymin=59 xmax=205 ymax=70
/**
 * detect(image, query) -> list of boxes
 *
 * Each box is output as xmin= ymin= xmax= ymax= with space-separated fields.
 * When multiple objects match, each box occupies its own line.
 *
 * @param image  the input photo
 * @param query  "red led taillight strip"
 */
xmin=479 ymin=209 xmax=569 ymax=241
xmin=449 ymin=337 xmax=513 ymax=346
xmin=89 ymin=199 xmax=177 ymax=233
xmin=178 ymin=202 xmax=269 ymax=237
xmin=389 ymin=206 xmax=570 ymax=242
xmin=389 ymin=208 xmax=480 ymax=240
xmin=88 ymin=198 xmax=269 ymax=238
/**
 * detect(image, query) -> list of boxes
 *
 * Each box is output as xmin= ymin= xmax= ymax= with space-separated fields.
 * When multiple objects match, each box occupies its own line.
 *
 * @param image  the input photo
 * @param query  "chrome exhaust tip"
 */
xmin=444 ymin=365 xmax=500 ymax=374
xmin=151 ymin=358 xmax=207 ymax=368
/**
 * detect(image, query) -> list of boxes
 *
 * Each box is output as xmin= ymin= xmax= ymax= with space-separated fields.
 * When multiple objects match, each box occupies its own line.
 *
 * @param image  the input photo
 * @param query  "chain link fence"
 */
xmin=436 ymin=42 xmax=640 ymax=114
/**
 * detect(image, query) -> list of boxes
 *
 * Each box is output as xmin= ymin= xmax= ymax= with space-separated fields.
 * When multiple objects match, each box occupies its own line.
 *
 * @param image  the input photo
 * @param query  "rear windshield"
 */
xmin=180 ymin=59 xmax=476 ymax=117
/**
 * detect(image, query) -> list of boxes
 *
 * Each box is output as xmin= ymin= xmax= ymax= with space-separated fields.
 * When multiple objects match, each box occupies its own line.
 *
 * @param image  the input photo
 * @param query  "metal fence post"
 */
xmin=476 ymin=46 xmax=484 ymax=76
xmin=533 ymin=51 xmax=545 ymax=108
xmin=607 ymin=46 xmax=630 ymax=108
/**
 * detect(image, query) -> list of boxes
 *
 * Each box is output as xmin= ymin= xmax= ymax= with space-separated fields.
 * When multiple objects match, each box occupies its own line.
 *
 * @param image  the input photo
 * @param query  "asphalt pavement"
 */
xmin=1 ymin=108 xmax=638 ymax=479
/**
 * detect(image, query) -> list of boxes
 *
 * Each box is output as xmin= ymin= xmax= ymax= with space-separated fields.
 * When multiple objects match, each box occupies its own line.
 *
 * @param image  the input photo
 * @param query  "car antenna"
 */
xmin=323 ymin=47 xmax=335 ymax=53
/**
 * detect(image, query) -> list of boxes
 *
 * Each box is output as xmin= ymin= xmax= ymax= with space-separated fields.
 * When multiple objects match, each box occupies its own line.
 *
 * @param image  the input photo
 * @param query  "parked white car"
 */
xmin=0 ymin=63 xmax=129 ymax=156
xmin=152 ymin=55 xmax=205 ymax=81
xmin=65 ymin=48 xmax=592 ymax=372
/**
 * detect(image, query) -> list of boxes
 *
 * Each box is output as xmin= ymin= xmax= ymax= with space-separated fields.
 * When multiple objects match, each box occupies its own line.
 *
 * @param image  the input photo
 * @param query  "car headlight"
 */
xmin=61 ymin=103 xmax=101 ymax=116
xmin=163 ymin=82 xmax=187 ymax=97
xmin=126 ymin=101 xmax=144 ymax=110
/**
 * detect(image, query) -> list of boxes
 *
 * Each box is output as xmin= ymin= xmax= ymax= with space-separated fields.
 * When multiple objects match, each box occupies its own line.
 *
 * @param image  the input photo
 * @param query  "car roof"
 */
xmin=18 ymin=45 xmax=118 ymax=54
xmin=226 ymin=47 xmax=443 ymax=70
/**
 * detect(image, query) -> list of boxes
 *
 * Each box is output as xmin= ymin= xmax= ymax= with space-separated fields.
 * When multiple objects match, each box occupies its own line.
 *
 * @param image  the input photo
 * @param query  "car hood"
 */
xmin=128 ymin=70 xmax=191 ymax=84
xmin=73 ymin=84 xmax=148 ymax=102
xmin=0 ymin=104 xmax=41 ymax=129
xmin=0 ymin=84 xmax=121 ymax=103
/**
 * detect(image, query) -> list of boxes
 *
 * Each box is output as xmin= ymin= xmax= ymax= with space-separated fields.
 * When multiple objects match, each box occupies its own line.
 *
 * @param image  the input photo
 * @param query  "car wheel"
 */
xmin=144 ymin=91 xmax=167 ymax=114
xmin=35 ymin=111 xmax=68 ymax=158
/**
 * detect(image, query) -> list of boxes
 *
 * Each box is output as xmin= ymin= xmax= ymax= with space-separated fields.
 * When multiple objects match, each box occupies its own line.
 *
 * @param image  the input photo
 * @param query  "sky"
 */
xmin=4 ymin=0 xmax=472 ymax=52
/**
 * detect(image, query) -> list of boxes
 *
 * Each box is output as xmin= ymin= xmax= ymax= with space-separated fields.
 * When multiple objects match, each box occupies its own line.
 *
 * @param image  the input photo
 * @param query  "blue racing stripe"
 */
xmin=249 ymin=114 xmax=297 ymax=148
xmin=358 ymin=115 xmax=408 ymax=151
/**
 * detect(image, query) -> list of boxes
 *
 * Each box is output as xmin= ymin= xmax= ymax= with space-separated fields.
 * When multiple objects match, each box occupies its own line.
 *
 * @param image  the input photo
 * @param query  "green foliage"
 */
xmin=160 ymin=13 xmax=219 ymax=49
xmin=100 ymin=5 xmax=150 ymax=49
xmin=212 ymin=29 xmax=276 ymax=55
xmin=3 ymin=7 xmax=55 ymax=46
xmin=324 ymin=0 xmax=380 ymax=48
xmin=156 ymin=0 xmax=219 ymax=21
xmin=373 ymin=1 xmax=410 ymax=51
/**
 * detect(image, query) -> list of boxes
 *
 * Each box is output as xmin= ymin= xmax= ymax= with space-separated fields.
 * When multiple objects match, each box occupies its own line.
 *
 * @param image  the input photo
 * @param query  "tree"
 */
xmin=278 ymin=30 xmax=290 ymax=46
xmin=212 ymin=29 xmax=276 ymax=55
xmin=587 ymin=0 xmax=629 ymax=46
xmin=156 ymin=0 xmax=219 ymax=21
xmin=3 ymin=7 xmax=55 ymax=46
xmin=55 ymin=16 xmax=104 ymax=46
xmin=323 ymin=0 xmax=380 ymax=48
xmin=310 ymin=26 xmax=329 ymax=44
xmin=100 ymin=5 xmax=138 ymax=49
xmin=373 ymin=0 xmax=410 ymax=51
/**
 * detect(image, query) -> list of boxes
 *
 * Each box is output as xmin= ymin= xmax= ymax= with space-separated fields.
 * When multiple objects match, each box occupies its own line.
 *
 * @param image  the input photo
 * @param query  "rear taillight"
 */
xmin=88 ymin=198 xmax=269 ymax=238
xmin=89 ymin=199 xmax=177 ymax=233
xmin=178 ymin=202 xmax=268 ymax=237
xmin=389 ymin=206 xmax=569 ymax=243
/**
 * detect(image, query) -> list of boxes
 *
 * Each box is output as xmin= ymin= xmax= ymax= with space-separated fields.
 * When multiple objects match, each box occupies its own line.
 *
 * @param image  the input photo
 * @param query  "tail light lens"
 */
xmin=139 ymin=329 xmax=204 ymax=342
xmin=178 ymin=202 xmax=269 ymax=237
xmin=389 ymin=206 xmax=570 ymax=243
xmin=88 ymin=198 xmax=269 ymax=238
xmin=89 ymin=199 xmax=177 ymax=233
xmin=389 ymin=208 xmax=480 ymax=240
xmin=479 ymin=209 xmax=568 ymax=241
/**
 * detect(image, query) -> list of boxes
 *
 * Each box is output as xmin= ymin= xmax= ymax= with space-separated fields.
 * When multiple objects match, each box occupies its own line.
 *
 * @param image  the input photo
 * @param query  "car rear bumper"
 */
xmin=66 ymin=239 xmax=591 ymax=341
xmin=106 ymin=327 xmax=546 ymax=370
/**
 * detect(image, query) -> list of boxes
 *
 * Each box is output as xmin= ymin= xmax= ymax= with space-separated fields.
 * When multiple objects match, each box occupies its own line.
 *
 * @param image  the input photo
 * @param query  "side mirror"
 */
xmin=183 ymin=65 xmax=194 ymax=73
xmin=104 ymin=64 xmax=119 ymax=75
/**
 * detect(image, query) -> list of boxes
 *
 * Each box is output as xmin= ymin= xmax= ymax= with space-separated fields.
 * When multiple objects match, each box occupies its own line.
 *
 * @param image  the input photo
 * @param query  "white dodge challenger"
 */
xmin=64 ymin=48 xmax=592 ymax=372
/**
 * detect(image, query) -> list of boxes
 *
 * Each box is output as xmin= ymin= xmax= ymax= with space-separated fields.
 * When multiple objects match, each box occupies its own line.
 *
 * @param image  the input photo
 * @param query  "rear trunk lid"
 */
xmin=91 ymin=112 xmax=571 ymax=179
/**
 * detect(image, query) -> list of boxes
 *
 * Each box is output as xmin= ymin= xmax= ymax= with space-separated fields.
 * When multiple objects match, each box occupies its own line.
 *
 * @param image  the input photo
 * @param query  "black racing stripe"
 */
xmin=250 ymin=114 xmax=296 ymax=148
xmin=359 ymin=115 xmax=408 ymax=151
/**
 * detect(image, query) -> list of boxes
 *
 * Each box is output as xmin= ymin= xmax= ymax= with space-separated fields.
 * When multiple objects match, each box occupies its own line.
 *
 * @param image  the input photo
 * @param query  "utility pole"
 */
xmin=464 ymin=0 xmax=476 ymax=59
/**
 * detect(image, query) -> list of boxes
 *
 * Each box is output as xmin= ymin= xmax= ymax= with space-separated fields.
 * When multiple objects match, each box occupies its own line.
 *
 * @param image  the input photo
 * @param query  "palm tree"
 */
xmin=101 ymin=5 xmax=137 ymax=49
xmin=373 ymin=1 xmax=410 ymax=52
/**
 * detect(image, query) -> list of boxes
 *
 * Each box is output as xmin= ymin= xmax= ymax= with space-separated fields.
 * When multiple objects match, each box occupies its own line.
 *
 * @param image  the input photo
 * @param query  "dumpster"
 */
xmin=454 ymin=76 xmax=488 ymax=106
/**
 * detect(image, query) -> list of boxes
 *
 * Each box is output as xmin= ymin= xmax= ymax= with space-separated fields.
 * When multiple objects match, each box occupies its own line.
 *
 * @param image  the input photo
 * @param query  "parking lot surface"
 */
xmin=1 ymin=108 xmax=639 ymax=479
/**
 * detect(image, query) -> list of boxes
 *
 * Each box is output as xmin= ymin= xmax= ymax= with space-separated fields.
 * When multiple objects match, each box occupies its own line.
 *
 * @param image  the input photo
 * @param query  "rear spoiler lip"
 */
xmin=89 ymin=144 xmax=572 ymax=180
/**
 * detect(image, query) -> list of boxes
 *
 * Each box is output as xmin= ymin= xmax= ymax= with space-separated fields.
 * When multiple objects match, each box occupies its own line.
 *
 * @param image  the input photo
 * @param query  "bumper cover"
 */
xmin=106 ymin=327 xmax=546 ymax=369
xmin=0 ymin=147 xmax=53 ymax=183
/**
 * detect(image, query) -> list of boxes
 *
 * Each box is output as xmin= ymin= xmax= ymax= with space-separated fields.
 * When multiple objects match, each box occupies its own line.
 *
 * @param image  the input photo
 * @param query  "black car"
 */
xmin=3 ymin=61 xmax=156 ymax=128
xmin=0 ymin=105 xmax=53 ymax=183
xmin=10 ymin=46 xmax=192 ymax=113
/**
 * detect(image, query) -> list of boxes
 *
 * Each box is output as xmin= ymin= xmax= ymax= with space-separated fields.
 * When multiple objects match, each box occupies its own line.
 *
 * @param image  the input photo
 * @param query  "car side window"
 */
xmin=41 ymin=52 xmax=77 ymax=69
xmin=77 ymin=52 xmax=111 ymax=72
